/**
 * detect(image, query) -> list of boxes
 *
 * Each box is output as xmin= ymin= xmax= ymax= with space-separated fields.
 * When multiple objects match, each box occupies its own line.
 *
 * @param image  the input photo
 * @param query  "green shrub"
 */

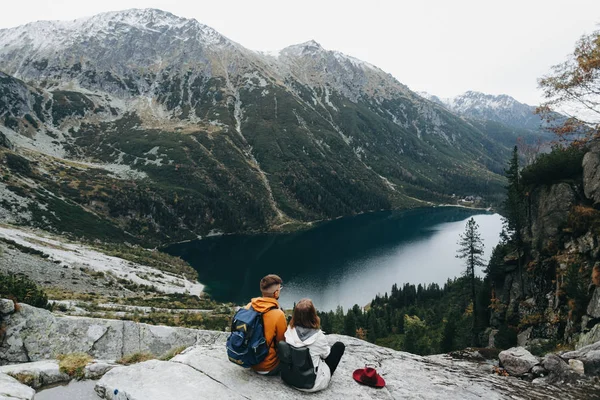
xmin=0 ymin=272 xmax=48 ymax=308
xmin=521 ymin=145 xmax=585 ymax=186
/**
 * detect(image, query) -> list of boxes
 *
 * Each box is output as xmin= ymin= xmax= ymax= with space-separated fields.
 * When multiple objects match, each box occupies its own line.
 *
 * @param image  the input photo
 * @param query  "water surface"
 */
xmin=166 ymin=207 xmax=503 ymax=311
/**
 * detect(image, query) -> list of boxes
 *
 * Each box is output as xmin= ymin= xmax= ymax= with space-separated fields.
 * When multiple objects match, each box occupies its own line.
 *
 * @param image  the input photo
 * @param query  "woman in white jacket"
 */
xmin=284 ymin=298 xmax=345 ymax=392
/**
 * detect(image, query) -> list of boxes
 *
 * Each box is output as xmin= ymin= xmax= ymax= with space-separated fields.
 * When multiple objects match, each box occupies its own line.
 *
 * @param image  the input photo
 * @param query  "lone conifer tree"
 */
xmin=504 ymin=146 xmax=526 ymax=297
xmin=456 ymin=217 xmax=485 ymax=345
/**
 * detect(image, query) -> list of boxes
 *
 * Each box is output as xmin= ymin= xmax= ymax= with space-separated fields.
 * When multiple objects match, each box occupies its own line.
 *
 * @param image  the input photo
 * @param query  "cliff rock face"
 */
xmin=583 ymin=141 xmax=600 ymax=206
xmin=491 ymin=141 xmax=600 ymax=350
xmin=528 ymin=182 xmax=580 ymax=250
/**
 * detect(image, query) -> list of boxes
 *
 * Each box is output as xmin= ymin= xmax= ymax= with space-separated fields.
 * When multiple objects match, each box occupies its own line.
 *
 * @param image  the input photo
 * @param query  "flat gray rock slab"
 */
xmin=0 ymin=360 xmax=69 ymax=389
xmin=95 ymin=360 xmax=244 ymax=400
xmin=95 ymin=335 xmax=599 ymax=400
xmin=0 ymin=372 xmax=35 ymax=400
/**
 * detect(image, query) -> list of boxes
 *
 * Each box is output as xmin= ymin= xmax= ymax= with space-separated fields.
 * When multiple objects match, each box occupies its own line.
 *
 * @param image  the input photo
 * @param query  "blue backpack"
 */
xmin=226 ymin=306 xmax=277 ymax=368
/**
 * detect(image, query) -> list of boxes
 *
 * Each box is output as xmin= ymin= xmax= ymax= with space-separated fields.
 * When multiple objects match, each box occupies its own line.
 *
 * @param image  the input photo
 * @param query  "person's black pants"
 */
xmin=324 ymin=342 xmax=345 ymax=376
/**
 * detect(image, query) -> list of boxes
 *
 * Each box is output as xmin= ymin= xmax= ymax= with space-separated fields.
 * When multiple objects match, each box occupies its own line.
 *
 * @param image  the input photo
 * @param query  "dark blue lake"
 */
xmin=166 ymin=207 xmax=503 ymax=311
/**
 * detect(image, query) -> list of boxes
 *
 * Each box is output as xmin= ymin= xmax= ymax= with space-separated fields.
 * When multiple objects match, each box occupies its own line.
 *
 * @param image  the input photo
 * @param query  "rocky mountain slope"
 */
xmin=0 ymin=9 xmax=514 ymax=245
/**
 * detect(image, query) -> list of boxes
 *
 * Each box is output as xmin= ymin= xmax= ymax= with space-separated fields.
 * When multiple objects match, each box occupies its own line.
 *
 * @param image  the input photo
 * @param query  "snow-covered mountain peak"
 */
xmin=281 ymin=40 xmax=325 ymax=57
xmin=448 ymin=91 xmax=527 ymax=113
xmin=0 ymin=8 xmax=228 ymax=55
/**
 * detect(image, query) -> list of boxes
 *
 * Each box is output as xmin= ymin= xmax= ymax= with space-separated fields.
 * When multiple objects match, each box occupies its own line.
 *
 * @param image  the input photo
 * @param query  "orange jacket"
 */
xmin=245 ymin=297 xmax=287 ymax=372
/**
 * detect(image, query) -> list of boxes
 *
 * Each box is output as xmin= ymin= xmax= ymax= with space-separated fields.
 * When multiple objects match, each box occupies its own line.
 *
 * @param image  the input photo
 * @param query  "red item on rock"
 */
xmin=352 ymin=367 xmax=386 ymax=388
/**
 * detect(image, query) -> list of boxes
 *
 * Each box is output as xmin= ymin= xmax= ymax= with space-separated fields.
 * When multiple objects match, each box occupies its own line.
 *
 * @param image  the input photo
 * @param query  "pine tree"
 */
xmin=504 ymin=146 xmax=526 ymax=297
xmin=456 ymin=217 xmax=485 ymax=345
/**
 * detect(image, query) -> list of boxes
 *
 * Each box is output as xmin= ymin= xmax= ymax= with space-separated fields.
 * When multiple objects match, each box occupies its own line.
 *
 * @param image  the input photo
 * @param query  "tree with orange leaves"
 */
xmin=537 ymin=29 xmax=600 ymax=143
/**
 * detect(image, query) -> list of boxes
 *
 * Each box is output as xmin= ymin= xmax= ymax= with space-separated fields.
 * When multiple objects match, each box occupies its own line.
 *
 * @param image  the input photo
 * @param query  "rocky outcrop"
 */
xmin=94 ymin=336 xmax=600 ymax=400
xmin=0 ymin=131 xmax=13 ymax=149
xmin=561 ymin=341 xmax=600 ymax=375
xmin=498 ymin=347 xmax=539 ymax=376
xmin=0 ymin=359 xmax=117 ymax=389
xmin=529 ymin=182 xmax=579 ymax=248
xmin=582 ymin=141 xmax=600 ymax=205
xmin=0 ymin=372 xmax=35 ymax=400
xmin=587 ymin=287 xmax=600 ymax=319
xmin=0 ymin=360 xmax=69 ymax=389
xmin=0 ymin=301 xmax=227 ymax=365
xmin=0 ymin=299 xmax=14 ymax=314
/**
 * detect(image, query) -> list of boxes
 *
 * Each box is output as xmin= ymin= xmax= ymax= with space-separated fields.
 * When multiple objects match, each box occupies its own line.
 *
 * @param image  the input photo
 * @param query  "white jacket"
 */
xmin=284 ymin=326 xmax=331 ymax=392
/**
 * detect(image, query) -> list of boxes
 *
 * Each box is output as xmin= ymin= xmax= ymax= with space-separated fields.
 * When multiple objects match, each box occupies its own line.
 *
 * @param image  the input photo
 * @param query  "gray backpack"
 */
xmin=277 ymin=341 xmax=317 ymax=389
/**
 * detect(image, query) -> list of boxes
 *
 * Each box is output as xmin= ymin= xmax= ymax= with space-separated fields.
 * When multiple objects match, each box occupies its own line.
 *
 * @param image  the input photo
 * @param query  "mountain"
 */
xmin=419 ymin=91 xmax=542 ymax=130
xmin=419 ymin=90 xmax=556 ymax=148
xmin=0 ymin=9 xmax=510 ymax=245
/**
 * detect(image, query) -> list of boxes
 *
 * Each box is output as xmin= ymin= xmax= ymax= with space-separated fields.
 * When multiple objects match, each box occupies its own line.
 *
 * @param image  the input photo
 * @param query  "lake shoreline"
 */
xmin=165 ymin=208 xmax=502 ymax=311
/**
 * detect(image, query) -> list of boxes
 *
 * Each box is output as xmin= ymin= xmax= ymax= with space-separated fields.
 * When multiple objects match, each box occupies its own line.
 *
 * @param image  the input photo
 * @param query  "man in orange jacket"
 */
xmin=246 ymin=274 xmax=288 ymax=375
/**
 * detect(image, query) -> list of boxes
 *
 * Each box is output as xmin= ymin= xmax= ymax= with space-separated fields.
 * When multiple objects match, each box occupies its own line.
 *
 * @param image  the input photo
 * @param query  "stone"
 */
xmin=0 ymin=372 xmax=35 ymax=400
xmin=569 ymin=359 xmax=585 ymax=375
xmin=0 ymin=299 xmax=14 ymax=315
xmin=93 ymin=335 xmax=598 ymax=400
xmin=587 ymin=287 xmax=600 ymax=319
xmin=562 ymin=341 xmax=600 ymax=375
xmin=84 ymin=360 xmax=119 ymax=380
xmin=531 ymin=365 xmax=546 ymax=377
xmin=578 ymin=324 xmax=600 ymax=349
xmin=540 ymin=354 xmax=583 ymax=384
xmin=0 ymin=132 xmax=12 ymax=150
xmin=0 ymin=360 xmax=69 ymax=389
xmin=583 ymin=149 xmax=600 ymax=206
xmin=517 ymin=326 xmax=532 ymax=347
xmin=498 ymin=347 xmax=539 ymax=376
xmin=0 ymin=302 xmax=228 ymax=365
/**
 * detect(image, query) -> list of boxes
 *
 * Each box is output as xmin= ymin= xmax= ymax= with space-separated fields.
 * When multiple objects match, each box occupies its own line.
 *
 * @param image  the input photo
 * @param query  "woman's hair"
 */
xmin=290 ymin=298 xmax=320 ymax=329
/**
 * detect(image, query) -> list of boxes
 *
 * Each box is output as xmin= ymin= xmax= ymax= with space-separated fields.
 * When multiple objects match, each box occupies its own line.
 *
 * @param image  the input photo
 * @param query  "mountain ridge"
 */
xmin=0 ymin=9 xmax=514 ymax=245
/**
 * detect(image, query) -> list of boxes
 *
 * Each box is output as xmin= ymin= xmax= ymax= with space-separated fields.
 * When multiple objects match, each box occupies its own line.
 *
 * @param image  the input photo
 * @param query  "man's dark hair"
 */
xmin=260 ymin=274 xmax=282 ymax=293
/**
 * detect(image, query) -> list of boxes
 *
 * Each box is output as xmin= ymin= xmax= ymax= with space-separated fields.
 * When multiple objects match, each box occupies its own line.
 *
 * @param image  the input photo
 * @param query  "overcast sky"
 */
xmin=1 ymin=0 xmax=599 ymax=105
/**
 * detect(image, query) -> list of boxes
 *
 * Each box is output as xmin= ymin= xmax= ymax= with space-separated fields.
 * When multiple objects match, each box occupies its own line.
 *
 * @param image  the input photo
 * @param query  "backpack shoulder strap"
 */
xmin=261 ymin=305 xmax=282 ymax=348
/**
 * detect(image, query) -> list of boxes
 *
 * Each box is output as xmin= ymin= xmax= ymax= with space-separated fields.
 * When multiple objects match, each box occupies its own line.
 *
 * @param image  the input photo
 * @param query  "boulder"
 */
xmin=587 ymin=287 xmax=600 ymax=319
xmin=0 ymin=299 xmax=14 ymax=315
xmin=93 ymin=336 xmax=596 ymax=400
xmin=541 ymin=354 xmax=579 ymax=383
xmin=578 ymin=324 xmax=600 ymax=349
xmin=0 ymin=372 xmax=35 ymax=400
xmin=84 ymin=360 xmax=119 ymax=380
xmin=517 ymin=327 xmax=532 ymax=347
xmin=0 ymin=132 xmax=12 ymax=150
xmin=0 ymin=360 xmax=69 ymax=389
xmin=562 ymin=341 xmax=600 ymax=375
xmin=570 ymin=359 xmax=585 ymax=375
xmin=498 ymin=347 xmax=539 ymax=376
xmin=0 ymin=302 xmax=227 ymax=364
xmin=583 ymin=148 xmax=600 ymax=205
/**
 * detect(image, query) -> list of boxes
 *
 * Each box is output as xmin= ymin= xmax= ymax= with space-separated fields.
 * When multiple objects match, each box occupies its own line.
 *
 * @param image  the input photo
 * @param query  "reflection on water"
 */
xmin=35 ymin=380 xmax=100 ymax=400
xmin=166 ymin=207 xmax=503 ymax=311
